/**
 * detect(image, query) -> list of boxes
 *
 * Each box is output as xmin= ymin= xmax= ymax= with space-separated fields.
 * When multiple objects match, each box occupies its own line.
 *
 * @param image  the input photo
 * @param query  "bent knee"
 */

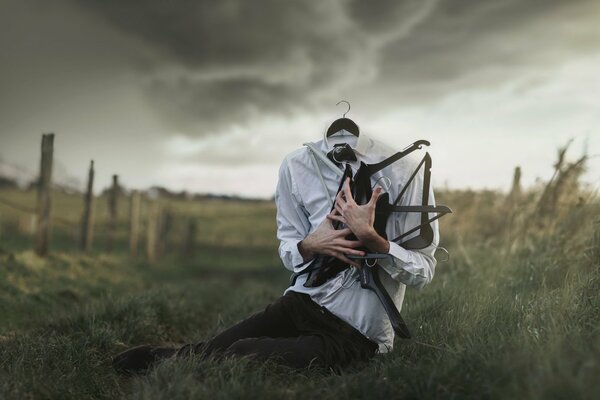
xmin=226 ymin=338 xmax=260 ymax=356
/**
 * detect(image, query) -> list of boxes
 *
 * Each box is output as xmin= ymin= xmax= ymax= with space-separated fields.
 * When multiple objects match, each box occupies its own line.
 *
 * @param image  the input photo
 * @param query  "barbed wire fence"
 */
xmin=0 ymin=134 xmax=201 ymax=262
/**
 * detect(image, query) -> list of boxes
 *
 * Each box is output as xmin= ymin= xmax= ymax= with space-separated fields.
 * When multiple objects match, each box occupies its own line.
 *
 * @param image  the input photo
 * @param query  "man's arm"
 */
xmin=328 ymin=175 xmax=438 ymax=289
xmin=275 ymin=157 xmax=365 ymax=271
xmin=297 ymin=214 xmax=364 ymax=268
xmin=275 ymin=158 xmax=312 ymax=272
xmin=327 ymin=178 xmax=389 ymax=254
xmin=379 ymin=166 xmax=439 ymax=289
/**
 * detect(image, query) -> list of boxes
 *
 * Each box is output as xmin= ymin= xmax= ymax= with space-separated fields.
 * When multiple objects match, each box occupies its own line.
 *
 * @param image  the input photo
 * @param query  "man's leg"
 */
xmin=113 ymin=291 xmax=378 ymax=373
xmin=113 ymin=293 xmax=299 ymax=374
xmin=223 ymin=335 xmax=328 ymax=369
xmin=177 ymin=291 xmax=299 ymax=357
xmin=189 ymin=292 xmax=378 ymax=370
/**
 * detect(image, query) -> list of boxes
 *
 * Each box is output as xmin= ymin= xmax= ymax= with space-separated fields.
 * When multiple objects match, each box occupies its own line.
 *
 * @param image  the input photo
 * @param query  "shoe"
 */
xmin=112 ymin=345 xmax=177 ymax=375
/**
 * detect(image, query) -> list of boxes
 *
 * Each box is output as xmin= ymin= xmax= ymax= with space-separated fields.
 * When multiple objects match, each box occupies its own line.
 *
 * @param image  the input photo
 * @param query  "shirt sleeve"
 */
xmin=377 ymin=164 xmax=439 ymax=290
xmin=274 ymin=156 xmax=313 ymax=272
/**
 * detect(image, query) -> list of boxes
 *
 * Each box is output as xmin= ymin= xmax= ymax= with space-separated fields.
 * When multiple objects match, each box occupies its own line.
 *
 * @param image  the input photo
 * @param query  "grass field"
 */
xmin=0 ymin=161 xmax=598 ymax=399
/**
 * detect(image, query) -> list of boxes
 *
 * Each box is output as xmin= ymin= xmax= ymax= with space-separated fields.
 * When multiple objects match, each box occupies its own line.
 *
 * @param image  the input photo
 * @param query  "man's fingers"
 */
xmin=335 ymin=202 xmax=344 ymax=216
xmin=334 ymin=246 xmax=365 ymax=256
xmin=337 ymin=239 xmax=364 ymax=248
xmin=343 ymin=178 xmax=355 ymax=205
xmin=335 ymin=189 xmax=346 ymax=206
xmin=327 ymin=213 xmax=345 ymax=223
xmin=369 ymin=186 xmax=383 ymax=205
xmin=335 ymin=227 xmax=352 ymax=237
xmin=333 ymin=252 xmax=361 ymax=268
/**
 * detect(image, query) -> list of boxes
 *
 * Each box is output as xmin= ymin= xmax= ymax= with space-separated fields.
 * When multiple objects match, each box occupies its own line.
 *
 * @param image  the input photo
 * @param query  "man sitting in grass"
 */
xmin=113 ymin=129 xmax=439 ymax=373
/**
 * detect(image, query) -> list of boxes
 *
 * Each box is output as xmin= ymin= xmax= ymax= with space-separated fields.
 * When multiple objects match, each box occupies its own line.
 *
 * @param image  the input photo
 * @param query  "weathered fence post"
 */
xmin=146 ymin=201 xmax=159 ymax=263
xmin=509 ymin=166 xmax=522 ymax=201
xmin=106 ymin=174 xmax=119 ymax=252
xmin=504 ymin=165 xmax=522 ymax=252
xmin=129 ymin=190 xmax=141 ymax=257
xmin=35 ymin=133 xmax=54 ymax=257
xmin=80 ymin=160 xmax=95 ymax=252
xmin=184 ymin=219 xmax=197 ymax=256
xmin=593 ymin=220 xmax=600 ymax=265
xmin=156 ymin=208 xmax=173 ymax=257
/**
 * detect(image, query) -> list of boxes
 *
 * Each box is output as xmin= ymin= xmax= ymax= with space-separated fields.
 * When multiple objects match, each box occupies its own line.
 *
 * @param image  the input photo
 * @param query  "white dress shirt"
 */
xmin=276 ymin=129 xmax=439 ymax=352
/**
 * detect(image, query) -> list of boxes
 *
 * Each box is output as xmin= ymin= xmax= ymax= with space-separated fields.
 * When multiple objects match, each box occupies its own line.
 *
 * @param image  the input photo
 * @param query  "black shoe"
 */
xmin=112 ymin=345 xmax=177 ymax=375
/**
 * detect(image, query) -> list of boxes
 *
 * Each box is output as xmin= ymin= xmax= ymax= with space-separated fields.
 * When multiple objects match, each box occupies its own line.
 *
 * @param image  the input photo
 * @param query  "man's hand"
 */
xmin=298 ymin=213 xmax=365 ymax=268
xmin=327 ymin=177 xmax=390 ymax=254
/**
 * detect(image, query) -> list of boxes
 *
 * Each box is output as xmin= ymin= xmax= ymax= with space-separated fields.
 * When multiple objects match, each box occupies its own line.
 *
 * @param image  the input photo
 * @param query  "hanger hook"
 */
xmin=336 ymin=100 xmax=351 ymax=118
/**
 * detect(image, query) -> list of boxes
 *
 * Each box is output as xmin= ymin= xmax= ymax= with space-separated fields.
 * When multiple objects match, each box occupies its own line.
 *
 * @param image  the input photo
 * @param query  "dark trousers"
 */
xmin=178 ymin=291 xmax=378 ymax=370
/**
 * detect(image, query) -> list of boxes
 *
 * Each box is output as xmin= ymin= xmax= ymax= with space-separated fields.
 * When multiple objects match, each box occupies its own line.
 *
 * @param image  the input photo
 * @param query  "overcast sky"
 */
xmin=1 ymin=0 xmax=599 ymax=198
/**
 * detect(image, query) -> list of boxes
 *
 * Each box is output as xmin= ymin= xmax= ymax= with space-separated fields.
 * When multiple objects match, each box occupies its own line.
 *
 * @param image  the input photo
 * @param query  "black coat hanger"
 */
xmin=326 ymin=100 xmax=359 ymax=137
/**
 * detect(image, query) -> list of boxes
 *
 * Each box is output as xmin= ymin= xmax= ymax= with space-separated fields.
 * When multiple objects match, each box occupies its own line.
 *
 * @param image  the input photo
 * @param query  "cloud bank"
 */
xmin=69 ymin=0 xmax=600 ymax=135
xmin=1 ymin=0 xmax=599 ymax=196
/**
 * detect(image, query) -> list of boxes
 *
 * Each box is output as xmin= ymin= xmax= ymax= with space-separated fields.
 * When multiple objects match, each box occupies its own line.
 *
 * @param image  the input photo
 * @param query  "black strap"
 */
xmin=358 ymin=262 xmax=411 ymax=338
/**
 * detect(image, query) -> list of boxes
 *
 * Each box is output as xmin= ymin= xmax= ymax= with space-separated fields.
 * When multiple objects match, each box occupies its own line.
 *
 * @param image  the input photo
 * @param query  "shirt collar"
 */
xmin=323 ymin=129 xmax=369 ymax=155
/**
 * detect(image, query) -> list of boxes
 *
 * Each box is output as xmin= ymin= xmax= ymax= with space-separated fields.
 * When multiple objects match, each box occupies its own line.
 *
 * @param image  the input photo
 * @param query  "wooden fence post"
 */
xmin=184 ymin=219 xmax=197 ymax=256
xmin=129 ymin=190 xmax=141 ymax=257
xmin=35 ymin=133 xmax=54 ymax=257
xmin=509 ymin=166 xmax=522 ymax=201
xmin=146 ymin=201 xmax=159 ymax=263
xmin=593 ymin=220 xmax=600 ymax=265
xmin=80 ymin=160 xmax=95 ymax=252
xmin=156 ymin=208 xmax=173 ymax=257
xmin=106 ymin=174 xmax=119 ymax=252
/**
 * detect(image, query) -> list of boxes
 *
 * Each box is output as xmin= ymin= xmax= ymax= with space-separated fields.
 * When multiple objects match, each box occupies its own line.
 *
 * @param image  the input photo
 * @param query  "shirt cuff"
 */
xmin=280 ymin=239 xmax=314 ymax=272
xmin=290 ymin=239 xmax=312 ymax=270
xmin=378 ymin=240 xmax=415 ymax=279
xmin=386 ymin=240 xmax=413 ymax=264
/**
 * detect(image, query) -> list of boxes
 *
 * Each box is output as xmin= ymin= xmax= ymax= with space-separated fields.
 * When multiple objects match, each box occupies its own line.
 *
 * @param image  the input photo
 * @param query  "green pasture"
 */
xmin=0 ymin=185 xmax=598 ymax=399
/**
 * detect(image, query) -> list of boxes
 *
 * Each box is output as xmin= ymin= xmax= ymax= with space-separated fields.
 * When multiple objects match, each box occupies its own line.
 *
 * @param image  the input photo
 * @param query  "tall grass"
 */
xmin=0 ymin=148 xmax=598 ymax=399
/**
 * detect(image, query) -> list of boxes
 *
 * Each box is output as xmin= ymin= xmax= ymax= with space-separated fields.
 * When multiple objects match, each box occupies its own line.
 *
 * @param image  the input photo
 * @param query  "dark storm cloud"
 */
xmin=70 ymin=0 xmax=600 ymax=134
xmin=372 ymin=0 xmax=600 ymax=101
xmin=347 ymin=0 xmax=436 ymax=34
xmin=143 ymin=76 xmax=309 ymax=133
xmin=71 ymin=0 xmax=386 ymax=134
xmin=75 ymin=1 xmax=349 ymax=70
